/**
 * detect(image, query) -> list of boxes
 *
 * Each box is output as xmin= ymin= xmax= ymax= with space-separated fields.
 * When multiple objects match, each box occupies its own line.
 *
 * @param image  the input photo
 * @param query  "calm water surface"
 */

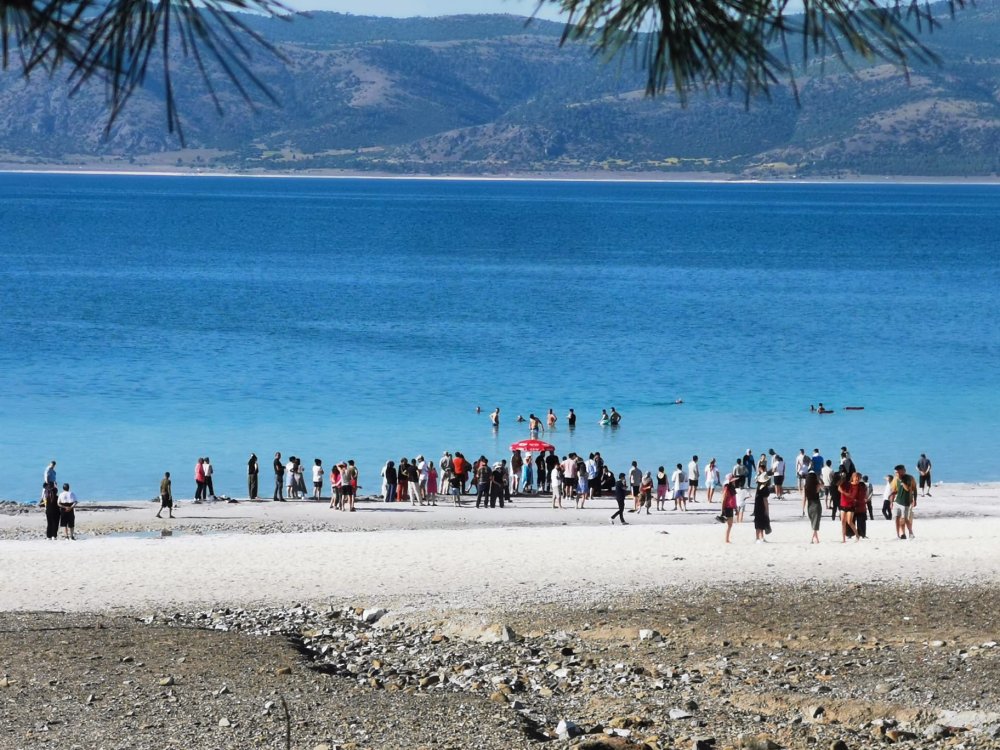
xmin=0 ymin=174 xmax=997 ymax=500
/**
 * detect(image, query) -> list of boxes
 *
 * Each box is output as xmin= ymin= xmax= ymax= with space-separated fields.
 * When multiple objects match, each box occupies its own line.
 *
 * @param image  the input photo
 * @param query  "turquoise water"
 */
xmin=1 ymin=174 xmax=997 ymax=500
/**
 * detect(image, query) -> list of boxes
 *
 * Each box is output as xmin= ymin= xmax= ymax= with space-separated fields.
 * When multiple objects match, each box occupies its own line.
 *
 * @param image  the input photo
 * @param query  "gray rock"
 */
xmin=638 ymin=629 xmax=661 ymax=641
xmin=669 ymin=708 xmax=693 ymax=720
xmin=361 ymin=608 xmax=386 ymax=624
xmin=158 ymin=676 xmax=174 ymax=687
xmin=218 ymin=717 xmax=231 ymax=727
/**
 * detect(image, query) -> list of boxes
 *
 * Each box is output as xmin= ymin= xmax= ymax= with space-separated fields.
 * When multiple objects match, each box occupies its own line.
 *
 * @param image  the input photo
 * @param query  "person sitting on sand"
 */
xmin=156 ymin=472 xmax=174 ymax=519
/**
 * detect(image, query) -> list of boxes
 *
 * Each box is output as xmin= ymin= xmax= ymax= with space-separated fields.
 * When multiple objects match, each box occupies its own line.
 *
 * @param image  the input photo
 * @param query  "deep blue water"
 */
xmin=1 ymin=174 xmax=997 ymax=501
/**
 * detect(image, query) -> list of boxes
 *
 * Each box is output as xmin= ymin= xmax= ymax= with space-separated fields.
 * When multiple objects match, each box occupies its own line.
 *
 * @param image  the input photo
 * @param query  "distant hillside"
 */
xmin=0 ymin=6 xmax=997 ymax=178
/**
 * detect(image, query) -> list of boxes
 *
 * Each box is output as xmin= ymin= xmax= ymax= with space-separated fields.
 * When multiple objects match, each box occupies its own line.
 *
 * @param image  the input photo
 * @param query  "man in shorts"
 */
xmin=916 ymin=454 xmax=932 ymax=497
xmin=687 ymin=455 xmax=700 ymax=503
xmin=891 ymin=464 xmax=918 ymax=539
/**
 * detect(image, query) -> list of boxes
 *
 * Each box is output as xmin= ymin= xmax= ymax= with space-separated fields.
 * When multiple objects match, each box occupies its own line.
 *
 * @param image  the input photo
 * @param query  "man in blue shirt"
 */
xmin=811 ymin=449 xmax=825 ymax=474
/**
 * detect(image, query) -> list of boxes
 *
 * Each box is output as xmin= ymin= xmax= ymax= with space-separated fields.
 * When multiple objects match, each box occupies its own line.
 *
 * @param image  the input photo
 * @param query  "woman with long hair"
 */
xmin=838 ymin=472 xmax=861 ymax=542
xmin=804 ymin=471 xmax=822 ymax=544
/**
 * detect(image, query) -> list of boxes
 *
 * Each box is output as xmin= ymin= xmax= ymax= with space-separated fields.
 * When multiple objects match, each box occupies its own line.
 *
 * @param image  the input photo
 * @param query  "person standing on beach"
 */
xmin=804 ymin=471 xmax=822 ymax=543
xmin=821 ymin=460 xmax=834 ymax=509
xmin=510 ymin=450 xmax=523 ymax=495
xmin=611 ymin=472 xmax=628 ymax=524
xmin=638 ymin=472 xmax=653 ymax=514
xmin=273 ymin=452 xmax=285 ymax=501
xmin=551 ymin=462 xmax=564 ymax=509
xmin=535 ymin=452 xmax=547 ymax=493
xmin=44 ymin=460 xmax=57 ymax=486
xmin=770 ymin=454 xmax=785 ymax=499
xmin=655 ymin=466 xmax=668 ymax=511
xmin=795 ymin=449 xmax=809 ymax=492
xmin=810 ymin=448 xmax=825 ymax=475
xmin=671 ymin=463 xmax=687 ymax=512
xmin=720 ymin=474 xmax=738 ymax=543
xmin=522 ymin=452 xmax=533 ymax=493
xmin=881 ymin=474 xmax=895 ymax=520
xmin=704 ymin=459 xmax=720 ymax=503
xmin=917 ymin=454 xmax=932 ymax=496
xmin=561 ymin=453 xmax=578 ymax=504
xmin=742 ymin=450 xmax=756 ymax=489
xmin=343 ymin=460 xmax=358 ymax=511
xmin=247 ymin=453 xmax=259 ymax=500
xmin=203 ymin=457 xmax=215 ymax=500
xmin=156 ymin=472 xmax=174 ymax=518
xmin=687 ymin=455 xmax=700 ymax=503
xmin=427 ymin=462 xmax=438 ymax=505
xmin=891 ymin=464 xmax=918 ymax=539
xmin=753 ymin=473 xmax=772 ymax=543
xmin=628 ymin=461 xmax=643 ymax=510
xmin=312 ymin=459 xmax=324 ymax=501
xmin=194 ymin=458 xmax=206 ymax=502
xmin=382 ymin=460 xmax=396 ymax=503
xmin=475 ymin=457 xmax=491 ymax=508
xmin=838 ymin=472 xmax=861 ymax=543
xmin=57 ymin=483 xmax=77 ymax=540
xmin=40 ymin=481 xmax=60 ymax=539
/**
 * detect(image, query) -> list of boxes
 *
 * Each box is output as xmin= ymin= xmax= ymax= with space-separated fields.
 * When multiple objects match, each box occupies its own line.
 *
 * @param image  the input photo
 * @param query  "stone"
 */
xmin=418 ymin=674 xmax=440 ymax=688
xmin=669 ymin=708 xmax=693 ymax=720
xmin=218 ymin=717 xmax=231 ymax=727
xmin=361 ymin=608 xmax=387 ymax=624
xmin=489 ymin=691 xmax=509 ymax=705
xmin=275 ymin=666 xmax=292 ymax=675
xmin=578 ymin=738 xmax=634 ymax=750
xmin=885 ymin=729 xmax=918 ymax=743
xmin=693 ymin=738 xmax=717 ymax=750
xmin=922 ymin=724 xmax=950 ymax=739
xmin=158 ymin=676 xmax=174 ymax=687
xmin=807 ymin=705 xmax=825 ymax=721
xmin=0 ymin=677 xmax=10 ymax=688
xmin=829 ymin=741 xmax=848 ymax=750
xmin=639 ymin=629 xmax=661 ymax=641
xmin=556 ymin=719 xmax=584 ymax=740
xmin=740 ymin=736 xmax=781 ymax=750
xmin=929 ymin=640 xmax=946 ymax=648
xmin=314 ymin=745 xmax=332 ymax=750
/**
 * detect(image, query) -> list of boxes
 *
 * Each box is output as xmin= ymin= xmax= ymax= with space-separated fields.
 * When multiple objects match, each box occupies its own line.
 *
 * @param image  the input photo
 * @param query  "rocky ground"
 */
xmin=2 ymin=583 xmax=998 ymax=750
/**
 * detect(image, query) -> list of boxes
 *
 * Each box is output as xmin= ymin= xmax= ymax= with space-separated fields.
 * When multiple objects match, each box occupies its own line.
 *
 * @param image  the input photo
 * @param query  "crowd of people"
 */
xmin=36 ymin=446 xmax=932 ymax=545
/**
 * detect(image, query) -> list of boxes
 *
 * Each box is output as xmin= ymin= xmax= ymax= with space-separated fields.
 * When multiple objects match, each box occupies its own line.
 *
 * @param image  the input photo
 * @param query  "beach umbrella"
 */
xmin=510 ymin=439 xmax=555 ymax=453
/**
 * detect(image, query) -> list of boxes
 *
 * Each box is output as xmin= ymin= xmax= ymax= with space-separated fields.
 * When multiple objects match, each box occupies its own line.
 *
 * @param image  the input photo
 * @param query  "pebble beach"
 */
xmin=2 ymin=483 xmax=998 ymax=750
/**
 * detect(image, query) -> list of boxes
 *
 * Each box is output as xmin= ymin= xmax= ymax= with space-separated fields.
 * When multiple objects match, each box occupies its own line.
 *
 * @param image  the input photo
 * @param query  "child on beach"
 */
xmin=156 ymin=472 xmax=174 ymax=518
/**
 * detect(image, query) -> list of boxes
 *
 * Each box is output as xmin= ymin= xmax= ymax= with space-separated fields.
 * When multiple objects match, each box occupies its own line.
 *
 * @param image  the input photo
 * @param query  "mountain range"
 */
xmin=0 ymin=5 xmax=997 ymax=178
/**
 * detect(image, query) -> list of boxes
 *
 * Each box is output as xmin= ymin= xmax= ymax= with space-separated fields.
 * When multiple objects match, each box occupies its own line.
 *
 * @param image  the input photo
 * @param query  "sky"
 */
xmin=287 ymin=1 xmax=568 ymax=21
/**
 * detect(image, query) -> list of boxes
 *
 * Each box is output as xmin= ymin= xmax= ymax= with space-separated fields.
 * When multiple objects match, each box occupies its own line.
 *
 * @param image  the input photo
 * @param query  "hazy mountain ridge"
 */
xmin=0 ymin=7 xmax=997 ymax=177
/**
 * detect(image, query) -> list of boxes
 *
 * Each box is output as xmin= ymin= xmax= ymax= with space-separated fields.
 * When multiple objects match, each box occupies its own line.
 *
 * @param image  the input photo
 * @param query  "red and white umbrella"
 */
xmin=509 ymin=439 xmax=555 ymax=453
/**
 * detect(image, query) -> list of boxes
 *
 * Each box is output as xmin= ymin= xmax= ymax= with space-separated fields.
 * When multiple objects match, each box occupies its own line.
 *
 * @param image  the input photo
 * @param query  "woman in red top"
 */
xmin=838 ymin=472 xmax=861 ymax=543
xmin=720 ymin=474 xmax=738 ymax=543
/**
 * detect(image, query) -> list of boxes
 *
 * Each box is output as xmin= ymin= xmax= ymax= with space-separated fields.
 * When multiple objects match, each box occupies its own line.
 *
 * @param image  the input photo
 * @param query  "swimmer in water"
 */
xmin=516 ymin=415 xmax=525 ymax=423
xmin=599 ymin=408 xmax=610 ymax=426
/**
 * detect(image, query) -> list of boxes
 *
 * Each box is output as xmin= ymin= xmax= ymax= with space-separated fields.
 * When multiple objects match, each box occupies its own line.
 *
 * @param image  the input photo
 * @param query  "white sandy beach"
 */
xmin=2 ymin=482 xmax=997 ymax=615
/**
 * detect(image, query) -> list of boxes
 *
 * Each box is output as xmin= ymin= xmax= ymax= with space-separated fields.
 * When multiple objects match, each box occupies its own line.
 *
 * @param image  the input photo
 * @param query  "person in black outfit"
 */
xmin=611 ymin=473 xmax=628 ymax=524
xmin=248 ymin=453 xmax=259 ymax=499
xmin=40 ymin=481 xmax=60 ymax=539
xmin=829 ymin=468 xmax=842 ymax=520
xmin=489 ymin=463 xmax=505 ymax=508
xmin=535 ymin=452 xmax=547 ymax=493
xmin=273 ymin=452 xmax=285 ymax=501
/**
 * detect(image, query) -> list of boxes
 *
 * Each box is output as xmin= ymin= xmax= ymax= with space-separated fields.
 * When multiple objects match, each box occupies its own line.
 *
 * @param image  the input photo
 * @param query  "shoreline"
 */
xmin=3 ymin=165 xmax=1000 ymax=186
xmin=2 ymin=482 xmax=997 ymax=615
